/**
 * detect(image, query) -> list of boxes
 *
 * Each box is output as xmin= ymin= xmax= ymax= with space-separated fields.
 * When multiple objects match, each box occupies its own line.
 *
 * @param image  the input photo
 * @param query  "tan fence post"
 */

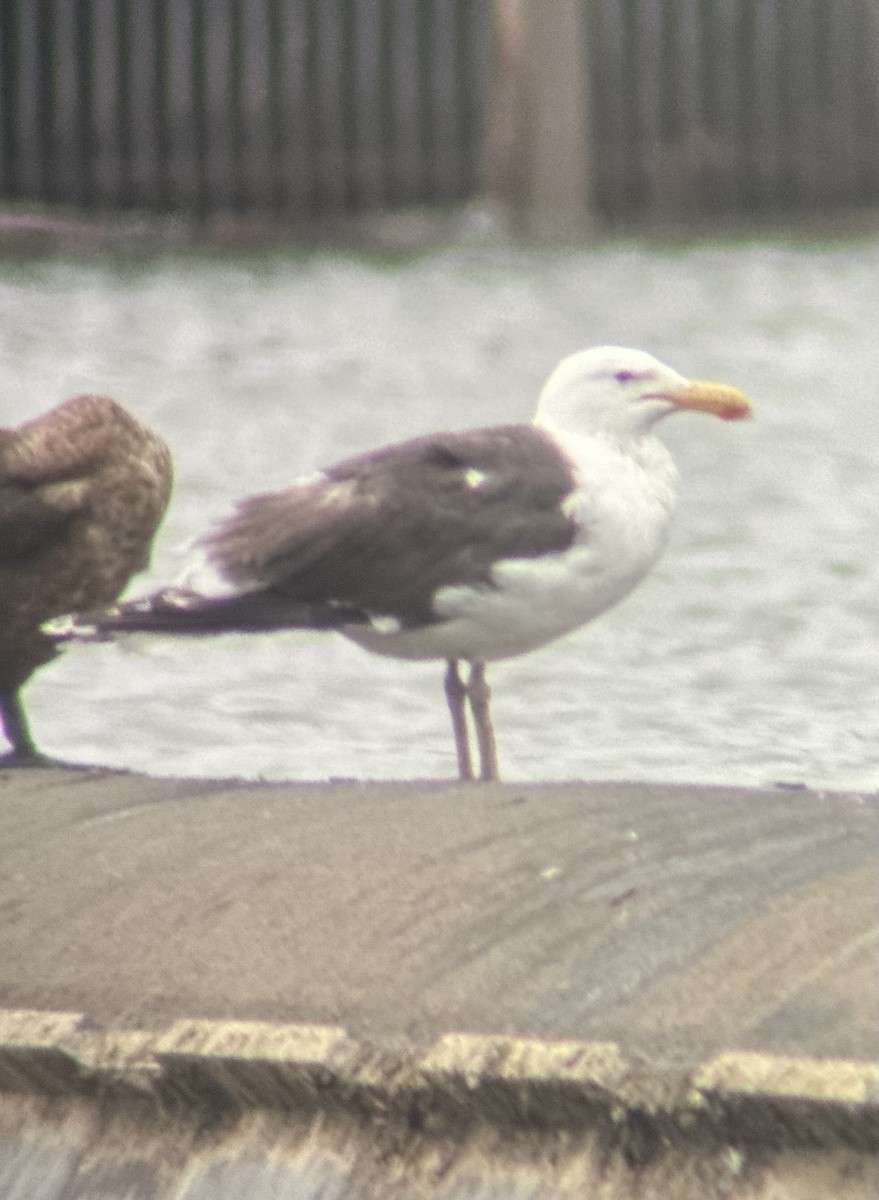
xmin=484 ymin=0 xmax=593 ymax=239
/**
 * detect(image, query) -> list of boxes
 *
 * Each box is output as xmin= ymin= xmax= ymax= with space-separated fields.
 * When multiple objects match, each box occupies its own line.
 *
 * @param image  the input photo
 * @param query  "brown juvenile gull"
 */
xmin=1 ymin=395 xmax=172 ymax=765
xmin=52 ymin=347 xmax=752 ymax=781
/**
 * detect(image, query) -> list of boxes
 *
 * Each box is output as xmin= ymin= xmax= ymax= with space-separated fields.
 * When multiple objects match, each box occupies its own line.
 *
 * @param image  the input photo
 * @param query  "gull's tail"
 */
xmin=44 ymin=587 xmax=367 ymax=642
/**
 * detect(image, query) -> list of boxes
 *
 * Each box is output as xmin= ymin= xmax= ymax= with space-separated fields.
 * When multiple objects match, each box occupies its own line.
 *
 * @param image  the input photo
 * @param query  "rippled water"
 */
xmin=2 ymin=234 xmax=877 ymax=789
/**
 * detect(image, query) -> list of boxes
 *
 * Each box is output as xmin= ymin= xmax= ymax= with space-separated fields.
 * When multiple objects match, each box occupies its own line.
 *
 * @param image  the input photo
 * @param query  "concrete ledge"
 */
xmin=0 ymin=1009 xmax=877 ymax=1198
xmin=1 ymin=1008 xmax=876 ymax=1136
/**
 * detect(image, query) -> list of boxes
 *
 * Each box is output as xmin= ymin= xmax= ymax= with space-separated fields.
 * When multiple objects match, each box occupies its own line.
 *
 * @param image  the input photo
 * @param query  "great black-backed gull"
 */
xmin=51 ymin=347 xmax=751 ymax=780
xmin=1 ymin=395 xmax=172 ymax=765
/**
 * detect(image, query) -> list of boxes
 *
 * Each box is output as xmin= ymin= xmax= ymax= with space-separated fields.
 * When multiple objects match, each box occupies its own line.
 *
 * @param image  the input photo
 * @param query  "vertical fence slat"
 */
xmin=588 ymin=0 xmax=622 ymax=217
xmin=856 ymin=0 xmax=879 ymax=193
xmin=783 ymin=0 xmax=819 ymax=205
xmin=439 ymin=0 xmax=489 ymax=204
xmin=12 ymin=0 xmax=42 ymax=197
xmin=312 ymin=0 xmax=351 ymax=212
xmin=387 ymin=0 xmax=425 ymax=205
xmin=707 ymin=0 xmax=744 ymax=208
xmin=752 ymin=0 xmax=785 ymax=207
xmin=164 ymin=3 xmax=198 ymax=213
xmin=43 ymin=0 xmax=68 ymax=201
xmin=36 ymin=0 xmax=56 ymax=200
xmin=227 ymin=0 xmax=245 ymax=211
xmin=849 ymin=0 xmax=879 ymax=194
xmin=0 ymin=3 xmax=12 ymax=197
xmin=87 ymin=0 xmax=120 ymax=207
xmin=826 ymin=0 xmax=861 ymax=203
xmin=201 ymin=0 xmax=234 ymax=213
xmin=675 ymin=0 xmax=702 ymax=130
xmin=424 ymin=0 xmax=459 ymax=201
xmin=154 ymin=0 xmax=172 ymax=210
xmin=47 ymin=0 xmax=81 ymax=204
xmin=122 ymin=0 xmax=161 ymax=209
xmin=658 ymin=0 xmax=705 ymax=212
xmin=273 ymin=0 xmax=311 ymax=214
xmin=454 ymin=0 xmax=489 ymax=199
xmin=616 ymin=0 xmax=642 ymax=211
xmin=463 ymin=0 xmax=490 ymax=198
xmin=774 ymin=0 xmax=799 ymax=207
xmin=263 ymin=0 xmax=286 ymax=212
xmin=634 ymin=0 xmax=662 ymax=213
xmin=75 ymin=0 xmax=96 ymax=205
xmin=348 ymin=0 xmax=386 ymax=209
xmin=238 ymin=0 xmax=273 ymax=213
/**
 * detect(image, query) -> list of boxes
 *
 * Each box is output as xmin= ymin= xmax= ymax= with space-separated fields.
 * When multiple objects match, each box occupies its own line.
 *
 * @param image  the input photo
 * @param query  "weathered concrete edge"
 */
xmin=0 ymin=1008 xmax=876 ymax=1149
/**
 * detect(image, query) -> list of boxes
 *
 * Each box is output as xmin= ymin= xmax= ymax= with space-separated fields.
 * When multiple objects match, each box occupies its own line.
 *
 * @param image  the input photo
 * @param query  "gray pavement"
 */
xmin=1 ymin=770 xmax=877 ymax=1199
xmin=0 ymin=769 xmax=875 ymax=1064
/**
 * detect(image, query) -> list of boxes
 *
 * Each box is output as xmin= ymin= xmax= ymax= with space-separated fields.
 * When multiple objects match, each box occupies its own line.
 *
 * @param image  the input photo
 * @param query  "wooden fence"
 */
xmin=0 ymin=0 xmax=877 ymax=227
xmin=586 ymin=0 xmax=879 ymax=220
xmin=0 ymin=0 xmax=490 ymax=217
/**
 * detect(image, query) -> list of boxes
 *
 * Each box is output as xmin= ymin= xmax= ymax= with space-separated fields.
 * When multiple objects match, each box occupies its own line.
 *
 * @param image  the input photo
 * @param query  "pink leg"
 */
xmin=467 ymin=662 xmax=499 ymax=782
xmin=444 ymin=659 xmax=474 ymax=781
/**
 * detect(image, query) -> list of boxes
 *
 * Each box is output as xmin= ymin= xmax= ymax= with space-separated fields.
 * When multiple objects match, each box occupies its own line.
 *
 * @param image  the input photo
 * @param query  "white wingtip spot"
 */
xmin=560 ymin=489 xmax=583 ymax=519
xmin=42 ymin=614 xmax=92 ymax=638
xmin=367 ymin=614 xmax=404 ymax=635
xmin=316 ymin=478 xmax=358 ymax=508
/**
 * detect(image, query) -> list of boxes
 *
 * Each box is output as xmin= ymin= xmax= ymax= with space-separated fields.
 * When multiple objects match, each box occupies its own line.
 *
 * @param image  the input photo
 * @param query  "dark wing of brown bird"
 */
xmin=0 ymin=395 xmax=171 ymax=612
xmin=202 ymin=424 xmax=578 ymax=627
xmin=0 ymin=473 xmax=91 ymax=563
xmin=1 ymin=395 xmax=171 ymax=760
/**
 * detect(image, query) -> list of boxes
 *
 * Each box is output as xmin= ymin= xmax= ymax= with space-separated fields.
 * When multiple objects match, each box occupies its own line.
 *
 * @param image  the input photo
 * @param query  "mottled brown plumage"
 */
xmin=0 ymin=395 xmax=171 ymax=764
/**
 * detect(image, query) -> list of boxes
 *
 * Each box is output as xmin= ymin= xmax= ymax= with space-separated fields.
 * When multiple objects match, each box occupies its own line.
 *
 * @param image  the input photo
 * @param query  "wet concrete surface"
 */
xmin=0 ymin=769 xmax=875 ymax=1063
xmin=0 ymin=770 xmax=876 ymax=1198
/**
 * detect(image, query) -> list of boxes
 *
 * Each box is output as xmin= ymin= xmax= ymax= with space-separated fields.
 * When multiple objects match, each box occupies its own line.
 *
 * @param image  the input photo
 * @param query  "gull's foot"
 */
xmin=0 ymin=748 xmax=93 ymax=770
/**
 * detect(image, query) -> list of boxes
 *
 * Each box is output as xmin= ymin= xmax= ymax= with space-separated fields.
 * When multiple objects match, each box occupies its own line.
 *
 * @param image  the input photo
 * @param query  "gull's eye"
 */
xmin=614 ymin=369 xmax=637 ymax=383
